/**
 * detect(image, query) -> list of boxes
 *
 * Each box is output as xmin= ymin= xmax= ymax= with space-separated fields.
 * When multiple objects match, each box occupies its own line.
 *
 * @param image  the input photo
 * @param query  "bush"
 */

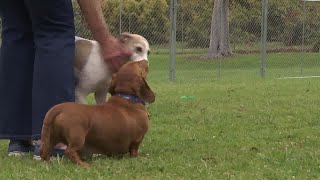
xmin=72 ymin=0 xmax=320 ymax=48
xmin=102 ymin=0 xmax=169 ymax=45
xmin=183 ymin=0 xmax=212 ymax=48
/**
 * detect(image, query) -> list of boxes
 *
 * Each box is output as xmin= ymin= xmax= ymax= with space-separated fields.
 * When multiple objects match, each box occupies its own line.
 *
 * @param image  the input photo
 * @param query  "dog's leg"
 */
xmin=64 ymin=134 xmax=89 ymax=168
xmin=94 ymin=90 xmax=107 ymax=105
xmin=78 ymin=146 xmax=92 ymax=161
xmin=129 ymin=141 xmax=141 ymax=157
xmin=65 ymin=148 xmax=89 ymax=168
xmin=75 ymin=89 xmax=88 ymax=104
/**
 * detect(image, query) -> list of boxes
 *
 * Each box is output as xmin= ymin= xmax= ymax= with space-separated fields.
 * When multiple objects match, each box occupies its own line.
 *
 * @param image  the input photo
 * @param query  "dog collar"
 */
xmin=114 ymin=93 xmax=145 ymax=105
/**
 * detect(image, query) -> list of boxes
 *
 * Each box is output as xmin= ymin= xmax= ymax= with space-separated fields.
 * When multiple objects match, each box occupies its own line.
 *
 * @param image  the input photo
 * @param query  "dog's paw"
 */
xmin=78 ymin=162 xmax=90 ymax=169
xmin=130 ymin=150 xmax=139 ymax=158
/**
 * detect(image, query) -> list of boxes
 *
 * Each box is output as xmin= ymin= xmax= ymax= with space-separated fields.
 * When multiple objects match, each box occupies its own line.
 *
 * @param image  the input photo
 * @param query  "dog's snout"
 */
xmin=131 ymin=53 xmax=148 ymax=62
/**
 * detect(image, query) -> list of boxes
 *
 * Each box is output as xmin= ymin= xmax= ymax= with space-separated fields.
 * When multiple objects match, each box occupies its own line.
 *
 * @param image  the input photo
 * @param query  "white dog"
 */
xmin=74 ymin=32 xmax=150 ymax=104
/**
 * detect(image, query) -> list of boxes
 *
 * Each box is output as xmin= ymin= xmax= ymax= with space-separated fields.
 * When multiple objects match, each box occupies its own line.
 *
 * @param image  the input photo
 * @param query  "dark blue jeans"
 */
xmin=0 ymin=0 xmax=75 ymax=140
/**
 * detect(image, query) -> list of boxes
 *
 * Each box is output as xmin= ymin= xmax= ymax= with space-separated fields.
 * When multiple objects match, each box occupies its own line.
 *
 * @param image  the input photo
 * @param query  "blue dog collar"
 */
xmin=114 ymin=93 xmax=145 ymax=105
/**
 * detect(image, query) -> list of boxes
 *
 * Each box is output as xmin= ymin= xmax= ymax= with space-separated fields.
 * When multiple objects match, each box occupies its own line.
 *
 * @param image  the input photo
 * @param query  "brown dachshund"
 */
xmin=39 ymin=60 xmax=155 ymax=168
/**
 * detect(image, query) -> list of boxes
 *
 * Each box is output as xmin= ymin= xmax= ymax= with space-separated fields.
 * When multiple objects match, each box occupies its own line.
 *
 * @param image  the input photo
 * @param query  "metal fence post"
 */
xmin=300 ymin=0 xmax=306 ymax=76
xmin=260 ymin=0 xmax=268 ymax=78
xmin=119 ymin=0 xmax=123 ymax=34
xmin=169 ymin=0 xmax=177 ymax=81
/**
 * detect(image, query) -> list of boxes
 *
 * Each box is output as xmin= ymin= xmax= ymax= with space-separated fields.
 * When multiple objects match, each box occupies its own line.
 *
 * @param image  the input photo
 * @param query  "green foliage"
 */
xmin=178 ymin=0 xmax=213 ymax=48
xmin=72 ymin=0 xmax=320 ymax=48
xmin=137 ymin=0 xmax=169 ymax=44
xmin=230 ymin=0 xmax=320 ymax=47
xmin=229 ymin=0 xmax=261 ymax=45
xmin=103 ymin=0 xmax=169 ymax=44
xmin=73 ymin=0 xmax=169 ymax=44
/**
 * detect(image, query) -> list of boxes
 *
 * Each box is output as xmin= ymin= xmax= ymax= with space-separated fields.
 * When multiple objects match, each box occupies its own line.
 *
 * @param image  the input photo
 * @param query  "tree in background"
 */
xmin=71 ymin=0 xmax=320 ymax=51
xmin=207 ymin=0 xmax=232 ymax=58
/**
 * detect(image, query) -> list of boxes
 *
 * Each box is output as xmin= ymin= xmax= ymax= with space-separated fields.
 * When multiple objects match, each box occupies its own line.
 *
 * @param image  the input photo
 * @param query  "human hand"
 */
xmin=101 ymin=36 xmax=133 ymax=73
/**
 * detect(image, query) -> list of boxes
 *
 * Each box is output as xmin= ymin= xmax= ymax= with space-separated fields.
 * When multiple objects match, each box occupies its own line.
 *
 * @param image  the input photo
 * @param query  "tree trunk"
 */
xmin=207 ymin=0 xmax=232 ymax=58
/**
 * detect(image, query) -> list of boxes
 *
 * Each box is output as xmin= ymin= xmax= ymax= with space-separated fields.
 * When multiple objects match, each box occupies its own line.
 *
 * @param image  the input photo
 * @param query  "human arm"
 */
xmin=76 ymin=0 xmax=132 ymax=71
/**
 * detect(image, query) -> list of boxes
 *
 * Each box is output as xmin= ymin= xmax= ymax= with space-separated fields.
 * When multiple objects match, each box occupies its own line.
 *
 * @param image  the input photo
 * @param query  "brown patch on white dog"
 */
xmin=74 ymin=39 xmax=93 ymax=71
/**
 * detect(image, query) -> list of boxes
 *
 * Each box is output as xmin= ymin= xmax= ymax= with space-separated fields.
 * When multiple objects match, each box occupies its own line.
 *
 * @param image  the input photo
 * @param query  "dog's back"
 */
xmin=39 ymin=60 xmax=155 ymax=167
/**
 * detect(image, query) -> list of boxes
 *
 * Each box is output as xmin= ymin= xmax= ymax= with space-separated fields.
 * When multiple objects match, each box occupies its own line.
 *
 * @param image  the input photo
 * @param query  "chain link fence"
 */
xmin=265 ymin=0 xmax=320 ymax=79
xmin=1 ymin=0 xmax=319 ymax=82
xmin=73 ymin=0 xmax=319 ymax=82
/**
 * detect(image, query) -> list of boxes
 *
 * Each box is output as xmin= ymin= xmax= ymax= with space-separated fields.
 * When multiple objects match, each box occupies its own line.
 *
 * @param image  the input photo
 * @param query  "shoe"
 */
xmin=33 ymin=144 xmax=65 ymax=160
xmin=7 ymin=140 xmax=34 ymax=156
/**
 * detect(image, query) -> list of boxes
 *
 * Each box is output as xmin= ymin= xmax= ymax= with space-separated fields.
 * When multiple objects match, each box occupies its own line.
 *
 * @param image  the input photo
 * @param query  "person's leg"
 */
xmin=0 ymin=0 xmax=35 ymax=155
xmin=24 ymin=0 xmax=76 ymax=141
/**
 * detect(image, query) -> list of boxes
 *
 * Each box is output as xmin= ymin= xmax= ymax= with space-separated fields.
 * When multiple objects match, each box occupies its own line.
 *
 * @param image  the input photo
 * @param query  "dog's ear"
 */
xmin=138 ymin=60 xmax=149 ymax=72
xmin=119 ymin=32 xmax=132 ymax=43
xmin=136 ymin=77 xmax=155 ymax=103
xmin=108 ymin=74 xmax=117 ymax=95
xmin=137 ymin=60 xmax=149 ymax=78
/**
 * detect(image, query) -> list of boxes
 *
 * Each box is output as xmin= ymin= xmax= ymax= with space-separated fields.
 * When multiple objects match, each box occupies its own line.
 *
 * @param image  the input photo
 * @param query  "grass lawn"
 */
xmin=1 ymin=52 xmax=320 ymax=179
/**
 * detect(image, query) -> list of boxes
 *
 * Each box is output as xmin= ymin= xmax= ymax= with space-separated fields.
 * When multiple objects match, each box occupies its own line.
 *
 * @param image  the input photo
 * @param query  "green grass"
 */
xmin=149 ymin=52 xmax=320 ymax=83
xmin=151 ymin=41 xmax=314 ymax=55
xmin=1 ymin=53 xmax=320 ymax=179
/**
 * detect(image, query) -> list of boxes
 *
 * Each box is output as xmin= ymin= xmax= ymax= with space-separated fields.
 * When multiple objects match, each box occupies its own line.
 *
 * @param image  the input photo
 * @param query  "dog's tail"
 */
xmin=40 ymin=106 xmax=61 ymax=161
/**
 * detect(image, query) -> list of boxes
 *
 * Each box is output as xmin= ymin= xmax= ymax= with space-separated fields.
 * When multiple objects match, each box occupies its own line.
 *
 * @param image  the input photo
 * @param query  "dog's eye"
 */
xmin=147 ymin=50 xmax=151 ymax=55
xmin=136 ymin=47 xmax=143 ymax=53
